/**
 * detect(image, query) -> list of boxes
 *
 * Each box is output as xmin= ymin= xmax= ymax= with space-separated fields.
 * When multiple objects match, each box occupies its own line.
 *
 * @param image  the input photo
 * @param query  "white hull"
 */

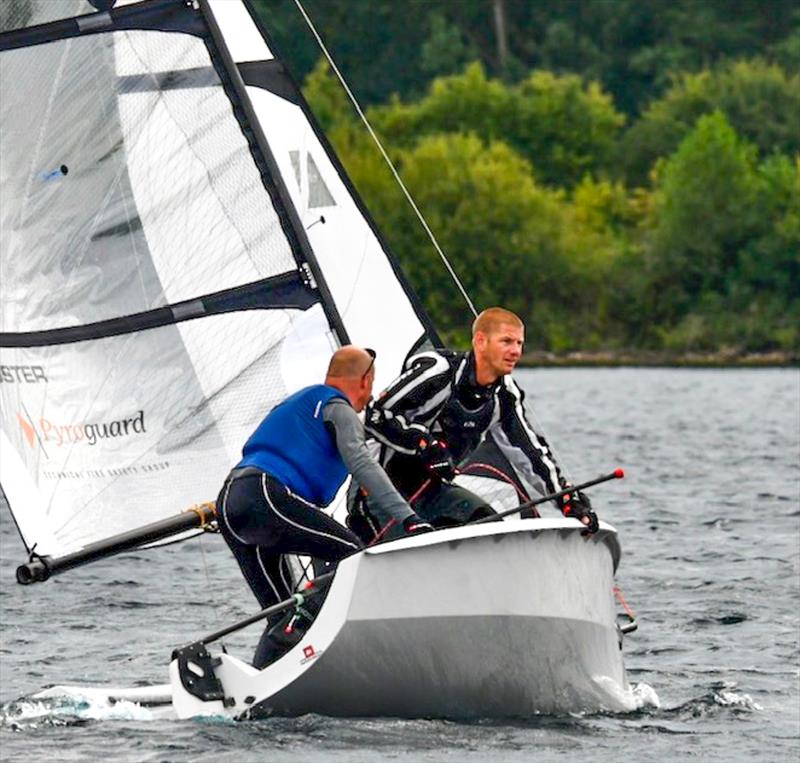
xmin=168 ymin=518 xmax=635 ymax=719
xmin=37 ymin=519 xmax=635 ymax=720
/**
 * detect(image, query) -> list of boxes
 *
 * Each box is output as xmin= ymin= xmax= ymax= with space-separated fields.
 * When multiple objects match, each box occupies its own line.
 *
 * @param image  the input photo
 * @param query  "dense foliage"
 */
xmin=255 ymin=0 xmax=799 ymax=355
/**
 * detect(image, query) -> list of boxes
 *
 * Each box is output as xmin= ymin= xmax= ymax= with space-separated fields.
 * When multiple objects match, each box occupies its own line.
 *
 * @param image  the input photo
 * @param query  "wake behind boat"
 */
xmin=1 ymin=0 xmax=640 ymax=721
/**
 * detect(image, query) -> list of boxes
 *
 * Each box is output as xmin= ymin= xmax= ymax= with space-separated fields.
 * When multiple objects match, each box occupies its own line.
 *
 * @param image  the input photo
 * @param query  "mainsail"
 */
xmin=0 ymin=0 xmax=437 ymax=561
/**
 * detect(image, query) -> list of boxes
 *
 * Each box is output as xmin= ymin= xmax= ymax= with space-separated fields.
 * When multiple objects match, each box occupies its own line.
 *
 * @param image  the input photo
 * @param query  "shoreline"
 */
xmin=518 ymin=350 xmax=799 ymax=368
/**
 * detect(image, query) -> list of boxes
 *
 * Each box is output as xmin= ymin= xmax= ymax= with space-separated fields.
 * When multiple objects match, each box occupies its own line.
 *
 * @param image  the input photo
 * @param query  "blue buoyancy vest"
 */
xmin=237 ymin=384 xmax=350 ymax=506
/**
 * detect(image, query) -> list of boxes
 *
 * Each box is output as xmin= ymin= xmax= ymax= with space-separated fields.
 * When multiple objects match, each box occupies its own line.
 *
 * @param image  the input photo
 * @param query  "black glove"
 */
xmin=562 ymin=488 xmax=599 ymax=535
xmin=418 ymin=438 xmax=457 ymax=481
xmin=403 ymin=514 xmax=434 ymax=535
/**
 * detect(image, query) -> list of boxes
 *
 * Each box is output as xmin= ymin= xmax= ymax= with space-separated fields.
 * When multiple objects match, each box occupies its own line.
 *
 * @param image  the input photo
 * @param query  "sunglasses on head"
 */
xmin=362 ymin=348 xmax=376 ymax=380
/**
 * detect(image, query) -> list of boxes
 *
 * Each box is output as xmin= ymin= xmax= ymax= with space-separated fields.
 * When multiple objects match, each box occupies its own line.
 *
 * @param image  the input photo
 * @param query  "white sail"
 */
xmin=0 ymin=0 xmax=435 ymax=559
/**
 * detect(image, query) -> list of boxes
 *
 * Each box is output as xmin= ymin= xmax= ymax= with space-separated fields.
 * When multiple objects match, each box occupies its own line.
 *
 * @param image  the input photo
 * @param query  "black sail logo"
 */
xmin=18 ymin=410 xmax=147 ymax=448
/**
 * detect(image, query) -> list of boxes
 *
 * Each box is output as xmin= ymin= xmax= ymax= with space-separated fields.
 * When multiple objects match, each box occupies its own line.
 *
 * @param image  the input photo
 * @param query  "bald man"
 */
xmin=217 ymin=346 xmax=430 ymax=668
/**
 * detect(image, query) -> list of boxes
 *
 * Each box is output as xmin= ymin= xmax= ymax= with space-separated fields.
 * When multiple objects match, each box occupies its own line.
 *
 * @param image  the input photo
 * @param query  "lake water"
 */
xmin=1 ymin=368 xmax=798 ymax=762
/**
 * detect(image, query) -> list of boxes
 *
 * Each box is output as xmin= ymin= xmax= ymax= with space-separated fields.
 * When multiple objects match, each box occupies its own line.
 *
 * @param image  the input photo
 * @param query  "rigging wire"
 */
xmin=196 ymin=530 xmax=225 ymax=647
xmin=291 ymin=0 xmax=478 ymax=318
xmin=291 ymin=0 xmax=577 ymax=479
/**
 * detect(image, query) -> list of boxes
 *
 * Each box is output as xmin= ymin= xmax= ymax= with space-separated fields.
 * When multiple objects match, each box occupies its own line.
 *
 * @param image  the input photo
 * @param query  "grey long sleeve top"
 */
xmin=323 ymin=397 xmax=414 ymax=526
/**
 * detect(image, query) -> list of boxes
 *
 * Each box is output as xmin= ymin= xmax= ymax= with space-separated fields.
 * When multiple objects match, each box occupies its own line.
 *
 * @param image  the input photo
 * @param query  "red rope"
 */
xmin=367 ymin=477 xmax=433 ymax=547
xmin=408 ymin=478 xmax=433 ymax=505
xmin=370 ymin=461 xmax=533 ymax=544
xmin=459 ymin=461 xmax=539 ymax=518
xmin=368 ymin=517 xmax=397 ymax=546
xmin=458 ymin=462 xmax=529 ymax=502
xmin=613 ymin=585 xmax=636 ymax=619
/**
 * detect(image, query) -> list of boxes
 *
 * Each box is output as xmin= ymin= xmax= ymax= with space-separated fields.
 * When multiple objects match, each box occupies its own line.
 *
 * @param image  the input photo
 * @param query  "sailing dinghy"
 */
xmin=0 ymin=0 xmax=638 ymax=719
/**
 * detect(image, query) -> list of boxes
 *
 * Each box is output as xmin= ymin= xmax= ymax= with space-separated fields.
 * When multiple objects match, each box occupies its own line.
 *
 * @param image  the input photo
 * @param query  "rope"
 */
xmin=295 ymin=556 xmax=315 ymax=588
xmin=458 ymin=462 xmax=529 ymax=502
xmin=197 ymin=529 xmax=224 ymax=642
xmin=291 ymin=0 xmax=477 ymax=318
xmin=408 ymin=478 xmax=433 ymax=505
xmin=184 ymin=501 xmax=217 ymax=530
xmin=189 ymin=501 xmax=223 ymax=642
xmin=368 ymin=518 xmax=397 ymax=546
xmin=613 ymin=585 xmax=636 ymax=619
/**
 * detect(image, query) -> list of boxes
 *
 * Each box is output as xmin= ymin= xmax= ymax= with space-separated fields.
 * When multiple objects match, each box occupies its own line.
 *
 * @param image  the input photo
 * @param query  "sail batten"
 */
xmin=0 ymin=0 xmax=437 ymax=565
xmin=0 ymin=0 xmax=205 ymax=50
xmin=0 ymin=273 xmax=319 ymax=347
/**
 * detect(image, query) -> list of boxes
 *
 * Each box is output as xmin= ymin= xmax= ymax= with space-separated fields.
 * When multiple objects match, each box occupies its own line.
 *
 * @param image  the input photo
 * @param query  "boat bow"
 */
xmin=171 ymin=519 xmax=631 ymax=719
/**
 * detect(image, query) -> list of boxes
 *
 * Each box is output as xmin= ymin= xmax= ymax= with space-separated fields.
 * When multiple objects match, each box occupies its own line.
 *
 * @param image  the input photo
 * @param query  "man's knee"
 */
xmin=416 ymin=485 xmax=495 ymax=527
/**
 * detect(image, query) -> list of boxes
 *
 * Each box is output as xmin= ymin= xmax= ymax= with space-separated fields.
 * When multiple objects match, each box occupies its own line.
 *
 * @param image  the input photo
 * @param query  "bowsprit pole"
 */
xmin=15 ymin=503 xmax=218 ymax=584
xmin=471 ymin=468 xmax=625 ymax=525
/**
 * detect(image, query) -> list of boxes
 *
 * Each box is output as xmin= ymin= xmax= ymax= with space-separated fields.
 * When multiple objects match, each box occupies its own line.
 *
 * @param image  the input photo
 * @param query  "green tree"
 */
xmin=298 ymin=40 xmax=798 ymax=354
xmin=251 ymin=0 xmax=442 ymax=104
xmin=567 ymin=177 xmax=647 ymax=347
xmin=638 ymin=111 xmax=800 ymax=351
xmin=506 ymin=0 xmax=798 ymax=115
xmin=645 ymin=111 xmax=761 ymax=324
xmin=369 ymin=63 xmax=624 ymax=188
xmin=620 ymin=59 xmax=800 ymax=186
xmin=769 ymin=8 xmax=800 ymax=71
xmin=368 ymin=63 xmax=514 ymax=151
xmin=737 ymin=154 xmax=800 ymax=296
xmin=253 ymin=0 xmax=800 ymax=120
xmin=509 ymin=70 xmax=625 ymax=187
xmin=419 ymin=12 xmax=480 ymax=79
xmin=732 ymin=154 xmax=800 ymax=350
xmin=330 ymin=130 xmax=587 ymax=347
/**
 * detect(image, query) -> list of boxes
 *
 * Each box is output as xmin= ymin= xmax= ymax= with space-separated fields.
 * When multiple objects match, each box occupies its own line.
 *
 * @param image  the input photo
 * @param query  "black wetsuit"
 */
xmin=218 ymin=384 xmax=413 ymax=667
xmin=359 ymin=349 xmax=567 ymax=528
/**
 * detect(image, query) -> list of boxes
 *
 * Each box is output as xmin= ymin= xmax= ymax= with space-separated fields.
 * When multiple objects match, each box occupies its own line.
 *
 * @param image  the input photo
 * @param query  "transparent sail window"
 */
xmin=307 ymin=155 xmax=335 ymax=209
xmin=288 ymin=150 xmax=336 ymax=209
xmin=0 ymin=28 xmax=296 ymax=334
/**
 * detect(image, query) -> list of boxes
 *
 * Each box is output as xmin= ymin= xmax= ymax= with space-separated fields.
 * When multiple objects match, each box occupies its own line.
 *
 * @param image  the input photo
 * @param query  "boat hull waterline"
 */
xmin=39 ymin=518 xmax=638 ymax=719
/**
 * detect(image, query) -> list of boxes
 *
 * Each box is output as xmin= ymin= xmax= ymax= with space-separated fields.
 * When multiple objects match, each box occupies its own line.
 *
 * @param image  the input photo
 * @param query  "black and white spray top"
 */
xmin=364 ymin=349 xmax=567 ymax=502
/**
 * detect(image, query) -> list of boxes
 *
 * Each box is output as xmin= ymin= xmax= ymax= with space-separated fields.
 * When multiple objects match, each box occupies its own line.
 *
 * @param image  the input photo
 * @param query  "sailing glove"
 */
xmin=403 ymin=514 xmax=434 ymax=535
xmin=418 ymin=438 xmax=457 ymax=481
xmin=562 ymin=489 xmax=599 ymax=535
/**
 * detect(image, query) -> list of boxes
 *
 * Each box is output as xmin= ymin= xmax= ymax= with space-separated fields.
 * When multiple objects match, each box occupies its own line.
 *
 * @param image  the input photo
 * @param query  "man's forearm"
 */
xmin=324 ymin=401 xmax=413 ymax=524
xmin=365 ymin=352 xmax=452 ymax=453
xmin=365 ymin=408 xmax=429 ymax=454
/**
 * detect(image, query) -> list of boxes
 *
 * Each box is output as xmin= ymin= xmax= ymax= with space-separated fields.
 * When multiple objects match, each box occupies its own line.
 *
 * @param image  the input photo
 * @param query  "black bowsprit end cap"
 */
xmin=16 ymin=557 xmax=51 ymax=585
xmin=89 ymin=0 xmax=117 ymax=10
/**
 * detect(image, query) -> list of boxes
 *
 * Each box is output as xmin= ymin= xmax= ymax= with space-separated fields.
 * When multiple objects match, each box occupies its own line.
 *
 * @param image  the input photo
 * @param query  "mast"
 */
xmin=199 ymin=0 xmax=350 ymax=347
xmin=241 ymin=0 xmax=442 ymax=347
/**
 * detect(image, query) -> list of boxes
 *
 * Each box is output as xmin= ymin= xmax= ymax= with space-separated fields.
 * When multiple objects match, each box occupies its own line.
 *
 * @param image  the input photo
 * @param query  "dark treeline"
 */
xmin=254 ymin=1 xmax=799 ymax=356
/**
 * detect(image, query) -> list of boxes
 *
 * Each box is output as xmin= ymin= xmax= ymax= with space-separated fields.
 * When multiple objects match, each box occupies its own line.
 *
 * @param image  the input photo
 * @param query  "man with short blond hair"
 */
xmin=471 ymin=306 xmax=523 ymax=336
xmin=352 ymin=308 xmax=598 ymax=535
